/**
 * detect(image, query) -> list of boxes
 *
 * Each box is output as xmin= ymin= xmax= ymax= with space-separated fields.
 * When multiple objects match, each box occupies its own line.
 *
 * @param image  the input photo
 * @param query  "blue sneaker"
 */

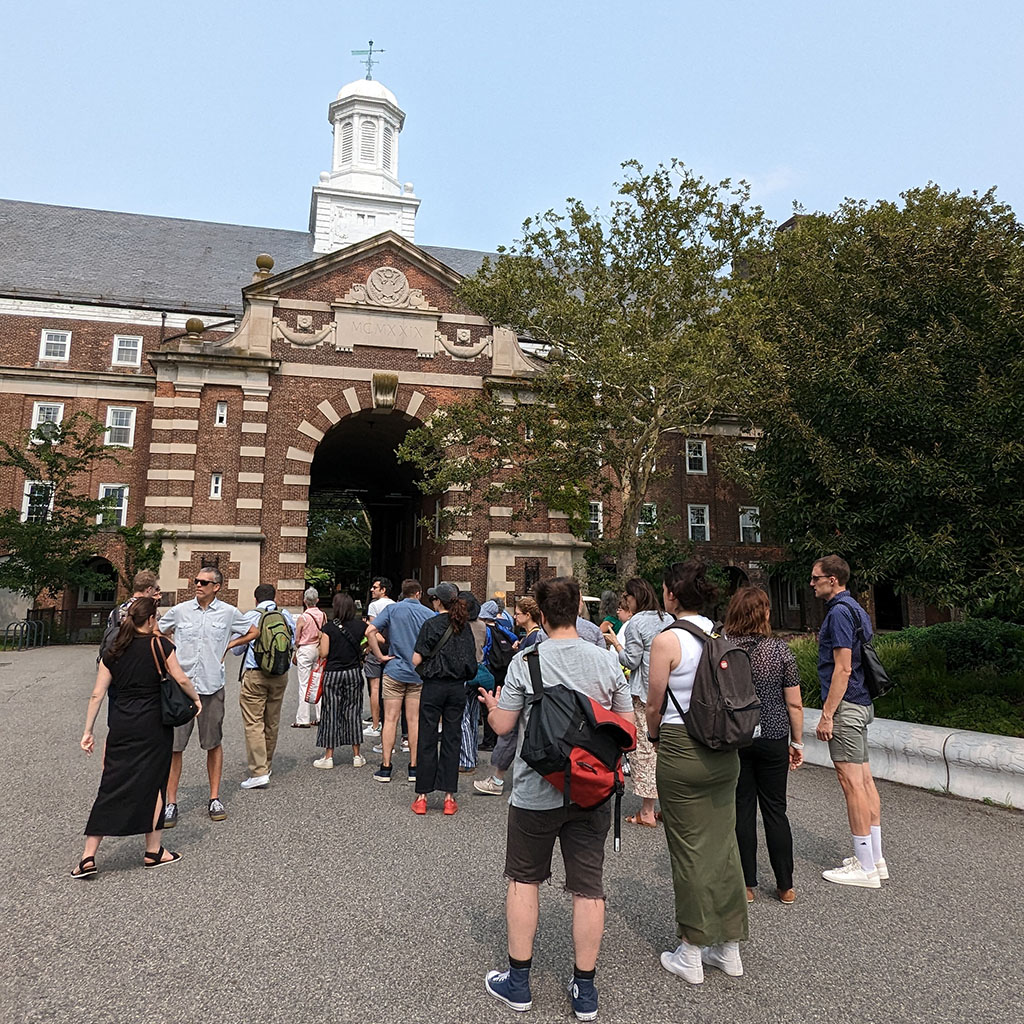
xmin=485 ymin=968 xmax=532 ymax=1012
xmin=568 ymin=976 xmax=598 ymax=1021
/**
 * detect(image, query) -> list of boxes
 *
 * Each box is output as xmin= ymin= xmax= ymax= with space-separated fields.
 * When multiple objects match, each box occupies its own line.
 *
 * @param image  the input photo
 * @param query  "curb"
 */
xmin=800 ymin=709 xmax=1024 ymax=810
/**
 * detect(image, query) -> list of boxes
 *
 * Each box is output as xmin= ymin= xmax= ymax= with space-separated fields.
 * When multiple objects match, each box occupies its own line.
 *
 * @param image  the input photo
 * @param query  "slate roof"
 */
xmin=0 ymin=198 xmax=493 ymax=315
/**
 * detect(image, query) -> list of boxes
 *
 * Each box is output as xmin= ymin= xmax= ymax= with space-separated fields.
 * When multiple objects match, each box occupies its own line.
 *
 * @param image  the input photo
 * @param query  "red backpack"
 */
xmin=520 ymin=648 xmax=637 ymax=850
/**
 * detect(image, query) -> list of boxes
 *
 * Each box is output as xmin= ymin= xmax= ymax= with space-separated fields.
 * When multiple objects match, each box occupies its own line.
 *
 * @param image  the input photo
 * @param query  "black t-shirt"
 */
xmin=323 ymin=618 xmax=367 ymax=671
xmin=413 ymin=614 xmax=478 ymax=683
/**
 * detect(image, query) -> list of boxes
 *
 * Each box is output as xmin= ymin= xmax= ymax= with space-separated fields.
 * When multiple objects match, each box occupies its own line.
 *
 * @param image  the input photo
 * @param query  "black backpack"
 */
xmin=97 ymin=600 xmax=133 ymax=663
xmin=484 ymin=623 xmax=517 ymax=684
xmin=520 ymin=649 xmax=637 ymax=850
xmin=661 ymin=620 xmax=761 ymax=751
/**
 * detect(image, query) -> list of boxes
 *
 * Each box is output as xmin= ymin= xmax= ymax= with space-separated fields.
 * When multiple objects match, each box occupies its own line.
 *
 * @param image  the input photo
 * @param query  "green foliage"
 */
xmin=305 ymin=509 xmax=371 ymax=594
xmin=877 ymin=618 xmax=1024 ymax=673
xmin=398 ymin=160 xmax=770 ymax=578
xmin=117 ymin=523 xmax=168 ymax=590
xmin=0 ymin=413 xmax=120 ymax=600
xmin=732 ymin=185 xmax=1024 ymax=611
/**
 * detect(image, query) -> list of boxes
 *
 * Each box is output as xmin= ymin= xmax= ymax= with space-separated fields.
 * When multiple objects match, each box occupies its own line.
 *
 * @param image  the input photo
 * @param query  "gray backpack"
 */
xmin=661 ymin=620 xmax=761 ymax=750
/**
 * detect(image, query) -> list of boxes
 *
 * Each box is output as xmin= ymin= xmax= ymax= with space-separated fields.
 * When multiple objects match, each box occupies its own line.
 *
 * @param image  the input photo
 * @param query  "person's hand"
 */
xmin=380 ymin=654 xmax=395 ymax=662
xmin=194 ymin=697 xmax=203 ymax=716
xmin=789 ymin=745 xmax=804 ymax=769
xmin=512 ymin=640 xmax=520 ymax=650
xmin=815 ymin=713 xmax=833 ymax=742
xmin=81 ymin=732 xmax=95 ymax=754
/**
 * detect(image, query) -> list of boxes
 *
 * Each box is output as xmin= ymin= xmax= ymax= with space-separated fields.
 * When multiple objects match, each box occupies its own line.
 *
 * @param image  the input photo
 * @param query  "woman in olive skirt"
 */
xmin=73 ymin=597 xmax=201 ymax=877
xmin=647 ymin=561 xmax=749 ymax=984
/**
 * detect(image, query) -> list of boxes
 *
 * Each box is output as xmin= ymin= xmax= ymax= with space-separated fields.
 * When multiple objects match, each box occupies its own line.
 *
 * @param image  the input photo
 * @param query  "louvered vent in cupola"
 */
xmin=360 ymin=121 xmax=377 ymax=163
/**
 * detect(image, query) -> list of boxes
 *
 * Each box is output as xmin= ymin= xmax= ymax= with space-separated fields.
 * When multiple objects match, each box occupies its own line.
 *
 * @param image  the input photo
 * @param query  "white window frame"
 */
xmin=97 ymin=484 xmax=129 ymax=527
xmin=637 ymin=502 xmax=657 ymax=537
xmin=31 ymin=401 xmax=64 ymax=442
xmin=112 ymin=334 xmax=142 ymax=367
xmin=214 ymin=401 xmax=228 ymax=427
xmin=685 ymin=439 xmax=707 ymax=475
xmin=586 ymin=501 xmax=604 ymax=541
xmin=104 ymin=406 xmax=136 ymax=447
xmin=688 ymin=503 xmax=710 ymax=543
xmin=21 ymin=480 xmax=54 ymax=523
xmin=784 ymin=579 xmax=800 ymax=609
xmin=38 ymin=329 xmax=71 ymax=362
xmin=739 ymin=506 xmax=761 ymax=544
xmin=210 ymin=472 xmax=223 ymax=500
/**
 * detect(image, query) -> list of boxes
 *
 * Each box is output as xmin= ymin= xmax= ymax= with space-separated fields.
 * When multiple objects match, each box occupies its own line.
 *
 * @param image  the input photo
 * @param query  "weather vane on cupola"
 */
xmin=350 ymin=39 xmax=384 ymax=80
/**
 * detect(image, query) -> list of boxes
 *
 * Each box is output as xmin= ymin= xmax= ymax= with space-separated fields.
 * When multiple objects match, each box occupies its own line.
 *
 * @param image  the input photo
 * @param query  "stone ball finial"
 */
xmin=404 ymin=182 xmax=415 ymax=194
xmin=319 ymin=171 xmax=330 ymax=183
xmin=185 ymin=317 xmax=204 ymax=337
xmin=255 ymin=253 xmax=275 ymax=272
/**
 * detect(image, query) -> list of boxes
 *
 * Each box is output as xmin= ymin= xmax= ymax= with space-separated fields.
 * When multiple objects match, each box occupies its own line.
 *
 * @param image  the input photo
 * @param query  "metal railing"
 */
xmin=3 ymin=619 xmax=51 ymax=650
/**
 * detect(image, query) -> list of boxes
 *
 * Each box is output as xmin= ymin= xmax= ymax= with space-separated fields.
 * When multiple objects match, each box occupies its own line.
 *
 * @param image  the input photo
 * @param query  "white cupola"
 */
xmin=310 ymin=77 xmax=420 ymax=252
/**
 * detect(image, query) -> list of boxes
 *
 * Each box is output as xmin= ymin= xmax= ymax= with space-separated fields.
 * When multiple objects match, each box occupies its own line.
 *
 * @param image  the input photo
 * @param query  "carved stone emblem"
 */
xmin=342 ymin=267 xmax=433 ymax=310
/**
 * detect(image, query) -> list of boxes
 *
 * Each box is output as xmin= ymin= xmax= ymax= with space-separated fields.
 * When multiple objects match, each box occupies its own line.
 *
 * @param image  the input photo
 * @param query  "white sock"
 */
xmin=870 ymin=825 xmax=883 ymax=864
xmin=852 ymin=835 xmax=873 ymax=872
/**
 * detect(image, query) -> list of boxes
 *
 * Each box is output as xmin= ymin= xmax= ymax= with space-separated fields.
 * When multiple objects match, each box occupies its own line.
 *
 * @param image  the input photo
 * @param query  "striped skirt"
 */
xmin=316 ymin=666 xmax=363 ymax=748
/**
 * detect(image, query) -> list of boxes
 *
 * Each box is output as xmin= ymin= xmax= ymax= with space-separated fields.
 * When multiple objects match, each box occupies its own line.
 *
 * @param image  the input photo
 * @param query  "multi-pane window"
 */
xmin=739 ymin=506 xmax=761 ymax=544
xmin=215 ymin=401 xmax=228 ymax=426
xmin=98 ymin=485 xmax=129 ymax=527
xmin=112 ymin=334 xmax=142 ymax=366
xmin=785 ymin=579 xmax=800 ymax=609
xmin=637 ymin=502 xmax=657 ymax=536
xmin=210 ymin=473 xmax=223 ymax=500
xmin=105 ymin=406 xmax=136 ymax=447
xmin=22 ymin=481 xmax=53 ymax=523
xmin=688 ymin=504 xmax=710 ymax=542
xmin=586 ymin=501 xmax=603 ymax=541
xmin=38 ymin=329 xmax=70 ymax=361
xmin=31 ymin=402 xmax=64 ymax=441
xmin=685 ymin=439 xmax=707 ymax=474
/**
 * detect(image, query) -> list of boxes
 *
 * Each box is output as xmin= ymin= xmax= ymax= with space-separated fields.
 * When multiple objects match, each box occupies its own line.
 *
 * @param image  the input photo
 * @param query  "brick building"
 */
xmin=0 ymin=75 xmax=825 ymax=629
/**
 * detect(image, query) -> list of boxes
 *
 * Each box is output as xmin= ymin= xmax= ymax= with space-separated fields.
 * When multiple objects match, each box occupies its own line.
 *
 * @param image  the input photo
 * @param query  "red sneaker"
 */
xmin=443 ymin=797 xmax=458 ymax=816
xmin=411 ymin=795 xmax=427 ymax=815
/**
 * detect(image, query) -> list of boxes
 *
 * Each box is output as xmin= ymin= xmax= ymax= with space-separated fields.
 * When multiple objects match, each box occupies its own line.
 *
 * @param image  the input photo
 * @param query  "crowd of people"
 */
xmin=74 ymin=554 xmax=887 ymax=1021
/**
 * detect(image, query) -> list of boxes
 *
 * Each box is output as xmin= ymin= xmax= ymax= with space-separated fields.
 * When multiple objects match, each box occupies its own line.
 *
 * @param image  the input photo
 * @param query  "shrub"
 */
xmin=883 ymin=619 xmax=1024 ymax=674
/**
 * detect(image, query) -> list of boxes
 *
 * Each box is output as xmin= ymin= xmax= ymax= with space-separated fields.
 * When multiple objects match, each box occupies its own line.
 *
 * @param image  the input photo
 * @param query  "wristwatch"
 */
xmin=647 ymin=732 xmax=660 ymax=744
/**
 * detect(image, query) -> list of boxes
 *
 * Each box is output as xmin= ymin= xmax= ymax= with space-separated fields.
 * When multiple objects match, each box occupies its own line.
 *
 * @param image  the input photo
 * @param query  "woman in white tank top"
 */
xmin=646 ymin=561 xmax=749 ymax=986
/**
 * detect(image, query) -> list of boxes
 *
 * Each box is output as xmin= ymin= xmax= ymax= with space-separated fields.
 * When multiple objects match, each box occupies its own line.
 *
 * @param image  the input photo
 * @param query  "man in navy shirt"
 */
xmin=811 ymin=554 xmax=886 ymax=889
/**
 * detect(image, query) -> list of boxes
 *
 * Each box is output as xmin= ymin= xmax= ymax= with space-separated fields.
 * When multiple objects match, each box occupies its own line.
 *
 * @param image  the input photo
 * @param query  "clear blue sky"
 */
xmin=2 ymin=1 xmax=1021 ymax=253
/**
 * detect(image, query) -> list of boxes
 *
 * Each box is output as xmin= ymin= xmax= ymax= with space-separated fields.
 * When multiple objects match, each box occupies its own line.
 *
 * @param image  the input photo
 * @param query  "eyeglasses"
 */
xmin=809 ymin=574 xmax=833 ymax=583
xmin=194 ymin=578 xmax=217 ymax=586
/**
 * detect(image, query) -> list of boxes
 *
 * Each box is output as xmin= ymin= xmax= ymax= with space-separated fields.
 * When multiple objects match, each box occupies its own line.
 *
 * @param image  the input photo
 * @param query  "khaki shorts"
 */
xmin=381 ymin=674 xmax=421 ymax=701
xmin=828 ymin=700 xmax=874 ymax=764
xmin=173 ymin=687 xmax=225 ymax=751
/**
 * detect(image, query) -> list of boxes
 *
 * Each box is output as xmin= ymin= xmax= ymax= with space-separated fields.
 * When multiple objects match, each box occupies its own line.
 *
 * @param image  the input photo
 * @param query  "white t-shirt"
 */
xmin=367 ymin=596 xmax=394 ymax=620
xmin=660 ymin=614 xmax=715 ymax=725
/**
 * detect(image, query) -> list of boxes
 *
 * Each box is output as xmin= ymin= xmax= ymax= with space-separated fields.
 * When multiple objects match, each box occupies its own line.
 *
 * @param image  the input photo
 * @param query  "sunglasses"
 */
xmin=194 ymin=578 xmax=217 ymax=586
xmin=809 ymin=574 xmax=833 ymax=583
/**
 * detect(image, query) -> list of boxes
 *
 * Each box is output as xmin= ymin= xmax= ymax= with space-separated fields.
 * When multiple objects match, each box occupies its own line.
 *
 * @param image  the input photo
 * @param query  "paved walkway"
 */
xmin=1 ymin=645 xmax=1021 ymax=1024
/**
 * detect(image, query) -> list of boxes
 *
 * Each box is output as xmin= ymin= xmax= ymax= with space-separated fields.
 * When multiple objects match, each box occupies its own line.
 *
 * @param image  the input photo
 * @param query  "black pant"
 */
xmin=416 ymin=679 xmax=464 ymax=795
xmin=735 ymin=736 xmax=794 ymax=890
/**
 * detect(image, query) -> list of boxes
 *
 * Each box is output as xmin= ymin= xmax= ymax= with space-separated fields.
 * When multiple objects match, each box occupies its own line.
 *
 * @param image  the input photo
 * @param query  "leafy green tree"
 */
xmin=399 ymin=160 xmax=768 ymax=578
xmin=0 ymin=413 xmax=120 ymax=601
xmin=305 ymin=509 xmax=371 ymax=593
xmin=731 ymin=185 xmax=1024 ymax=611
xmin=117 ymin=523 xmax=168 ymax=590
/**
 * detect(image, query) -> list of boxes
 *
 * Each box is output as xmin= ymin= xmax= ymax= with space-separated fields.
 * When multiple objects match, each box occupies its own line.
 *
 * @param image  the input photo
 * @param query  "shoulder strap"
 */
xmin=332 ymin=620 xmax=361 ymax=656
xmin=525 ymin=647 xmax=543 ymax=700
xmin=426 ymin=621 xmax=455 ymax=659
xmin=150 ymin=636 xmax=168 ymax=676
xmin=660 ymin=620 xmax=711 ymax=721
xmin=831 ymin=598 xmax=867 ymax=644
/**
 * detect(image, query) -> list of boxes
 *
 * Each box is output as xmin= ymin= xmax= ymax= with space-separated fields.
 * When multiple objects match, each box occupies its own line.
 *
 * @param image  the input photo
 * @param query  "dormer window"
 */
xmin=360 ymin=120 xmax=377 ymax=163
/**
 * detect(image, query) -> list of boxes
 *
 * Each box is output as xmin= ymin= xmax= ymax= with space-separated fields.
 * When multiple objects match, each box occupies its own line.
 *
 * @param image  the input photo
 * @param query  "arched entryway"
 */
xmin=307 ymin=410 xmax=429 ymax=599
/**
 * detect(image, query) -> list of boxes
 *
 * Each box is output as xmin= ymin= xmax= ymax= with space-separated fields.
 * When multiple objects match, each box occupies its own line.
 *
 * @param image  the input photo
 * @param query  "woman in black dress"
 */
xmin=312 ymin=592 xmax=368 ymax=770
xmin=73 ymin=597 xmax=201 ymax=877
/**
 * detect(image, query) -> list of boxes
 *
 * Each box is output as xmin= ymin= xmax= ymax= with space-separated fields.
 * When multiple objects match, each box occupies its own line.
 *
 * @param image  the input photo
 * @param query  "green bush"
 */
xmin=881 ymin=619 xmax=1024 ymax=673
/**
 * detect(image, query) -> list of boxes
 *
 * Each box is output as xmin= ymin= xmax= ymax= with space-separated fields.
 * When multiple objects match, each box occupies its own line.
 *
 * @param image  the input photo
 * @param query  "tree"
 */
xmin=118 ymin=523 xmax=168 ymax=590
xmin=0 ymin=412 xmax=121 ymax=601
xmin=398 ymin=160 xmax=768 ymax=578
xmin=305 ymin=506 xmax=372 ymax=593
xmin=730 ymin=185 xmax=1024 ymax=611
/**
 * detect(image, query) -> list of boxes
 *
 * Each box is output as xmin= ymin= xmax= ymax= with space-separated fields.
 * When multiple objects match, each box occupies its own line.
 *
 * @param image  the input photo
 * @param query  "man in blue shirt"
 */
xmin=365 ymin=578 xmax=435 ymax=784
xmin=811 ymin=554 xmax=886 ymax=889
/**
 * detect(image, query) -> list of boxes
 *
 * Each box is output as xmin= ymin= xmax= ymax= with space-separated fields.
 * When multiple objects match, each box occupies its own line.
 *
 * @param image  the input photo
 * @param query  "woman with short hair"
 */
xmin=73 ymin=597 xmax=201 ymax=877
xmin=292 ymin=587 xmax=325 ymax=728
xmin=313 ymin=592 xmax=367 ymax=769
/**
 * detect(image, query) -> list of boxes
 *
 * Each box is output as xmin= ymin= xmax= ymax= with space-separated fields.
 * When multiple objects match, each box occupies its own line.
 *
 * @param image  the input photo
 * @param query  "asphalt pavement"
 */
xmin=1 ymin=644 xmax=1021 ymax=1024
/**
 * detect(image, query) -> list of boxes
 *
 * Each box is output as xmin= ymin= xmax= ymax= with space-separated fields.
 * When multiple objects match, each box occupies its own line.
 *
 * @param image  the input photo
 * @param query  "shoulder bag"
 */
xmin=834 ymin=600 xmax=895 ymax=701
xmin=152 ymin=637 xmax=198 ymax=727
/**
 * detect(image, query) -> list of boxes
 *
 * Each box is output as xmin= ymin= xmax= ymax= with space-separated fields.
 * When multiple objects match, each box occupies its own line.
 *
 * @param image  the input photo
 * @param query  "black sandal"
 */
xmin=71 ymin=856 xmax=97 ymax=879
xmin=143 ymin=846 xmax=182 ymax=868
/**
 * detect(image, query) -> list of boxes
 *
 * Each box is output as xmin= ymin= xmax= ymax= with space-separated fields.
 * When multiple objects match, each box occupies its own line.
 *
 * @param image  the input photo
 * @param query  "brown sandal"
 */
xmin=625 ymin=814 xmax=658 ymax=828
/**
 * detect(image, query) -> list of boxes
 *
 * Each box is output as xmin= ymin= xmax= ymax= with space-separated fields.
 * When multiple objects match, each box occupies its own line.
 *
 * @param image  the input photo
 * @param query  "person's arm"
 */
xmin=816 ymin=647 xmax=851 ymax=741
xmin=318 ymin=626 xmax=331 ymax=660
xmin=365 ymin=621 xmax=393 ymax=662
xmin=645 ymin=631 xmax=677 ymax=743
xmin=480 ymin=694 xmax=519 ymax=735
xmin=412 ymin=650 xmax=423 ymax=668
xmin=616 ymin=619 xmax=643 ymax=669
xmin=81 ymin=663 xmax=114 ymax=754
xmin=781 ymin=646 xmax=804 ymax=767
xmin=225 ymin=623 xmax=260 ymax=655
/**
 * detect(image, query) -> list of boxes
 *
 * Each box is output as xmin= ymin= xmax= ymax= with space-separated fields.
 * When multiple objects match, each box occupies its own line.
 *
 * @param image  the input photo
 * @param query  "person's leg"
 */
xmin=571 ymin=896 xmax=606 ymax=973
xmin=438 ymin=681 xmax=464 ymax=796
xmin=380 ymin=682 xmax=402 ymax=767
xmin=734 ymin=746 xmax=759 ymax=888
xmin=207 ymin=745 xmax=223 ymax=800
xmin=755 ymin=738 xmax=794 ymax=892
xmin=167 ymin=751 xmax=184 ymax=804
xmin=506 ymin=881 xmax=540 ymax=959
xmin=415 ymin=684 xmax=441 ymax=794
xmin=239 ymin=669 xmax=269 ymax=777
xmin=263 ymin=673 xmax=290 ymax=771
xmin=835 ymin=762 xmax=873 ymax=835
xmin=629 ymin=697 xmax=659 ymax=824
xmin=369 ymin=674 xmax=381 ymax=730
xmin=459 ymin=692 xmax=479 ymax=769
xmin=295 ymin=646 xmax=317 ymax=726
xmin=405 ymin=689 xmax=421 ymax=769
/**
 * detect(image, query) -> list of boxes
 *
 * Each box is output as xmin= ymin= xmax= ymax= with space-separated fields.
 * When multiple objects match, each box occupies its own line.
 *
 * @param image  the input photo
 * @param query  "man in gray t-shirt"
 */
xmin=479 ymin=577 xmax=632 ymax=1021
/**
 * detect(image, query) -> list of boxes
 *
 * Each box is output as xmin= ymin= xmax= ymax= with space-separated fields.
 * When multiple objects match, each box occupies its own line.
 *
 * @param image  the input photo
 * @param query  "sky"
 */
xmin=2 ymin=0 xmax=1022 ymax=254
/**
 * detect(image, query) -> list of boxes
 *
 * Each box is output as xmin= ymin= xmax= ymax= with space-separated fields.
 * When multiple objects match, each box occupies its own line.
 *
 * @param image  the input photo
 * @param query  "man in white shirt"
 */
xmin=362 ymin=576 xmax=394 ymax=737
xmin=158 ymin=567 xmax=257 ymax=826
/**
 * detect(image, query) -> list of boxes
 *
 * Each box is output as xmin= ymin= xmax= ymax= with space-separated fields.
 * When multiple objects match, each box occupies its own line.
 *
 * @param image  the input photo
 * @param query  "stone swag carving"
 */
xmin=435 ymin=328 xmax=491 ymax=359
xmin=271 ymin=315 xmax=336 ymax=347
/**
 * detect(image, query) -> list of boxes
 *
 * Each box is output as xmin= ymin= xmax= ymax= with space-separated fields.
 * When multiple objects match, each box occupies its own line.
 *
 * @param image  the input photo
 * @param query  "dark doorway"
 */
xmin=873 ymin=582 xmax=906 ymax=631
xmin=307 ymin=411 xmax=426 ymax=601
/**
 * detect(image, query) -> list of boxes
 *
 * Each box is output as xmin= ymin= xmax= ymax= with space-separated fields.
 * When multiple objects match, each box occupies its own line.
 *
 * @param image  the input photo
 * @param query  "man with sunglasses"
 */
xmin=158 ymin=567 xmax=257 ymax=826
xmin=810 ymin=554 xmax=887 ymax=889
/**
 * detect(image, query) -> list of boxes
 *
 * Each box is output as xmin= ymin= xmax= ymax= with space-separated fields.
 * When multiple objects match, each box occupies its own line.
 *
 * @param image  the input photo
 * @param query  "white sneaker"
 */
xmin=313 ymin=756 xmax=334 ymax=770
xmin=240 ymin=774 xmax=269 ymax=789
xmin=363 ymin=725 xmax=381 ymax=738
xmin=401 ymin=739 xmax=410 ymax=752
xmin=352 ymin=755 xmax=367 ymax=767
xmin=701 ymin=942 xmax=743 ymax=977
xmin=660 ymin=942 xmax=704 ymax=984
xmin=473 ymin=776 xmax=504 ymax=795
xmin=823 ymin=859 xmax=881 ymax=888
